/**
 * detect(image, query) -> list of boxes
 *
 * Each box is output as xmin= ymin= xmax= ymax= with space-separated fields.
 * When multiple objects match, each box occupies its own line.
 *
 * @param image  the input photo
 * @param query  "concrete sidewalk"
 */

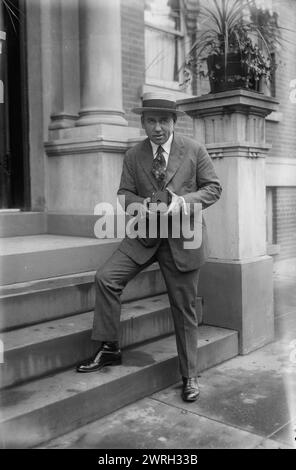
xmin=40 ymin=258 xmax=296 ymax=450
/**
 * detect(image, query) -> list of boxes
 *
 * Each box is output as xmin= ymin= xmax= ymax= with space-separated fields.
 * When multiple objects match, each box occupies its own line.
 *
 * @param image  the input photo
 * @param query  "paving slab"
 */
xmin=254 ymin=438 xmax=293 ymax=449
xmin=275 ymin=313 xmax=296 ymax=343
xmin=268 ymin=420 xmax=296 ymax=447
xmin=38 ymin=397 xmax=264 ymax=449
xmin=151 ymin=327 xmax=296 ymax=439
xmin=273 ymin=258 xmax=296 ymax=279
xmin=273 ymin=277 xmax=296 ymax=317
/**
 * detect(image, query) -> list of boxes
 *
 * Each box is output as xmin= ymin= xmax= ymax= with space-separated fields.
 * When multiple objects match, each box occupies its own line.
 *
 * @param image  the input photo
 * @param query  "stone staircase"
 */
xmin=0 ymin=213 xmax=239 ymax=448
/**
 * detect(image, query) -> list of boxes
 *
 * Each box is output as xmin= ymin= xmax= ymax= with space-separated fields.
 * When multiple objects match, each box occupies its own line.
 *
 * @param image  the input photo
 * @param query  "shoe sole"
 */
xmin=76 ymin=358 xmax=122 ymax=373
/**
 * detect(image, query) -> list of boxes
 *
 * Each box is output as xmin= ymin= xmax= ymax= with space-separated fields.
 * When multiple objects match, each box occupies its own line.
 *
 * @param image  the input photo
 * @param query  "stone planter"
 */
xmin=207 ymin=53 xmax=261 ymax=93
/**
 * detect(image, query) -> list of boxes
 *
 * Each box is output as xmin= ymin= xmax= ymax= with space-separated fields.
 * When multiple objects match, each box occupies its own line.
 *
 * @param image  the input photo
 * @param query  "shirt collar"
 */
xmin=150 ymin=133 xmax=174 ymax=157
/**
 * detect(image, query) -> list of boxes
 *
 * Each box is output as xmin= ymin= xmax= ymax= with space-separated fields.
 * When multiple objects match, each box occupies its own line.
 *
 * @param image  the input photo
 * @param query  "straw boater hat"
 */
xmin=132 ymin=92 xmax=185 ymax=116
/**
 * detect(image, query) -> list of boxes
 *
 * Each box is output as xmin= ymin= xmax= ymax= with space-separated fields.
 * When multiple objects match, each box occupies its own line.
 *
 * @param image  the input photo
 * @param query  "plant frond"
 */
xmin=200 ymin=5 xmax=224 ymax=35
xmin=2 ymin=0 xmax=21 ymax=33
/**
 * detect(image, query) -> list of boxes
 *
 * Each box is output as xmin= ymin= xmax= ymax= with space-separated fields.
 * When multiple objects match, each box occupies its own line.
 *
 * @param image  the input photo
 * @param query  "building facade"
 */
xmin=0 ymin=0 xmax=295 ymax=259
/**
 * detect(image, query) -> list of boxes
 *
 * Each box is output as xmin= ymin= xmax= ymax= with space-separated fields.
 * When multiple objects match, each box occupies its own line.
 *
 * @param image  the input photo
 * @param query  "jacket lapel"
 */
xmin=164 ymin=134 xmax=185 ymax=187
xmin=138 ymin=134 xmax=185 ymax=190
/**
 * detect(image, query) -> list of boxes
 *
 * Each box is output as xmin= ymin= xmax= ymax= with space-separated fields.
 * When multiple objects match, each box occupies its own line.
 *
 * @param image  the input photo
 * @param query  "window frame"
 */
xmin=144 ymin=0 xmax=188 ymax=90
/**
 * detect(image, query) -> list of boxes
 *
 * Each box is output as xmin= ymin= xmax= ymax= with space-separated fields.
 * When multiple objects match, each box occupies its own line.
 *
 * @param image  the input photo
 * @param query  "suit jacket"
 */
xmin=117 ymin=133 xmax=222 ymax=272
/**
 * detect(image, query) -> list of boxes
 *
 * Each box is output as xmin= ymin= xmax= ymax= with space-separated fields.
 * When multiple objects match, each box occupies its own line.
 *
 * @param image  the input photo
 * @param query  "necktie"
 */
xmin=151 ymin=145 xmax=166 ymax=182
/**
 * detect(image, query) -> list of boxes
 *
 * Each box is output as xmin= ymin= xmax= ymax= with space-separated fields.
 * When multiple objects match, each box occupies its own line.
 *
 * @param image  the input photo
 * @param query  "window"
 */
xmin=266 ymin=187 xmax=275 ymax=245
xmin=144 ymin=0 xmax=185 ymax=87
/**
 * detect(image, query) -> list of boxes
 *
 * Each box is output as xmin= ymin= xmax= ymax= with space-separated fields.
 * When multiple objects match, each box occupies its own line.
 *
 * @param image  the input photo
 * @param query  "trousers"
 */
xmin=92 ymin=239 xmax=200 ymax=378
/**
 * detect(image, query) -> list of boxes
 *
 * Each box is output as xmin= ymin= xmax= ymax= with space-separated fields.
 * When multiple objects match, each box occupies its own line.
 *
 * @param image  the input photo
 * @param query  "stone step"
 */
xmin=0 ymin=263 xmax=167 ymax=331
xmin=0 ymin=294 xmax=203 ymax=389
xmin=0 ymin=212 xmax=47 ymax=238
xmin=0 ymin=294 xmax=168 ymax=388
xmin=47 ymin=213 xmax=107 ymax=238
xmin=0 ymin=234 xmax=120 ymax=285
xmin=0 ymin=326 xmax=239 ymax=448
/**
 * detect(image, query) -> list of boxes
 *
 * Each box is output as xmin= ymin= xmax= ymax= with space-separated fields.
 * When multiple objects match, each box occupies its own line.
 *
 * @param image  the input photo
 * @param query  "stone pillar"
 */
xmin=44 ymin=0 xmax=140 ymax=215
xmin=179 ymin=90 xmax=278 ymax=354
xmin=48 ymin=0 xmax=80 ymax=131
xmin=76 ymin=0 xmax=127 ymax=128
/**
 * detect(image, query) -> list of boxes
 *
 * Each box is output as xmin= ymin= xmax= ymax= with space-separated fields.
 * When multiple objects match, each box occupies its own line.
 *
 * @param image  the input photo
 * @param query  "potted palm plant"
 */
xmin=181 ymin=0 xmax=280 ymax=93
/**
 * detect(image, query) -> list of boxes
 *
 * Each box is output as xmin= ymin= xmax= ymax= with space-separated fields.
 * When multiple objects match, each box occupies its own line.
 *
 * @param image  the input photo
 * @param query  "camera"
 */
xmin=148 ymin=190 xmax=172 ymax=213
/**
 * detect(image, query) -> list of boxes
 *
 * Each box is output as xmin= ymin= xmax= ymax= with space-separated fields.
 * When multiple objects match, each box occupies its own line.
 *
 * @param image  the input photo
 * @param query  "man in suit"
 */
xmin=76 ymin=92 xmax=222 ymax=402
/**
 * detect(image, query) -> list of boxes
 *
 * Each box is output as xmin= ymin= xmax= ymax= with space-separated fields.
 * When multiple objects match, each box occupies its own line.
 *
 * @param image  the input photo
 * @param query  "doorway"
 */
xmin=0 ymin=0 xmax=29 ymax=209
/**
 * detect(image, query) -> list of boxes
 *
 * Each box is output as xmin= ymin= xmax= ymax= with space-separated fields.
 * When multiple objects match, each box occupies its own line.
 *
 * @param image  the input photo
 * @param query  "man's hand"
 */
xmin=164 ymin=189 xmax=188 ymax=215
xmin=126 ymin=197 xmax=152 ymax=219
xmin=141 ymin=197 xmax=152 ymax=218
xmin=137 ymin=197 xmax=152 ymax=219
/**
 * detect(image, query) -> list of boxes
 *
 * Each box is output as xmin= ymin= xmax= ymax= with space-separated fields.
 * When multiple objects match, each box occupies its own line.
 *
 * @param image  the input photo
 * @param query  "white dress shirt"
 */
xmin=149 ymin=133 xmax=174 ymax=168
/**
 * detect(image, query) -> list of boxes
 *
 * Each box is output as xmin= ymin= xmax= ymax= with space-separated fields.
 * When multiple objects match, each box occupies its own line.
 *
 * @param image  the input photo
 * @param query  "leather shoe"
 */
xmin=182 ymin=377 xmax=200 ymax=402
xmin=76 ymin=341 xmax=122 ymax=373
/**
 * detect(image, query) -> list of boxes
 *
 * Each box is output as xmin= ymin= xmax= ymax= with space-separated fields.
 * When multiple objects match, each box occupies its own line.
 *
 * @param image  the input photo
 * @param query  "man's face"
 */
xmin=141 ymin=112 xmax=176 ymax=146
